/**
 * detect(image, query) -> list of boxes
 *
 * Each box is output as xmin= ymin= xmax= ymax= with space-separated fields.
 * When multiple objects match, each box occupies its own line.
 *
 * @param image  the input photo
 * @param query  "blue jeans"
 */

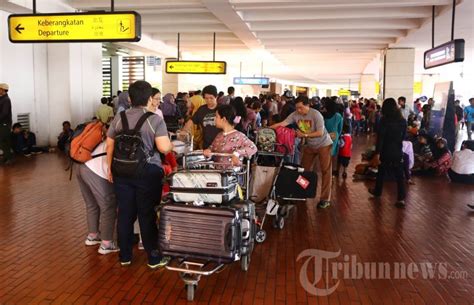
xmin=114 ymin=163 xmax=164 ymax=264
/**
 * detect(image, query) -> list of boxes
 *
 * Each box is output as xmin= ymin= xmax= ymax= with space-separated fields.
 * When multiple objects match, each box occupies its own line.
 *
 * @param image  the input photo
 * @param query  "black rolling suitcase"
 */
xmin=159 ymin=202 xmax=255 ymax=263
xmin=275 ymin=163 xmax=317 ymax=199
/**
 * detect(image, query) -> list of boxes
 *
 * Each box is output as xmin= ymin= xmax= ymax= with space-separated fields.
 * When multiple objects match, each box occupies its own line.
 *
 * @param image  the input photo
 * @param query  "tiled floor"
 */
xmin=0 ymin=136 xmax=473 ymax=305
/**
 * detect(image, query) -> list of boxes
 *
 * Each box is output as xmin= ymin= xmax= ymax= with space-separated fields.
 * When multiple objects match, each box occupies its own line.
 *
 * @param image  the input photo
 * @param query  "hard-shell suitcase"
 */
xmin=170 ymin=171 xmax=238 ymax=204
xmin=159 ymin=203 xmax=254 ymax=263
xmin=275 ymin=164 xmax=317 ymax=199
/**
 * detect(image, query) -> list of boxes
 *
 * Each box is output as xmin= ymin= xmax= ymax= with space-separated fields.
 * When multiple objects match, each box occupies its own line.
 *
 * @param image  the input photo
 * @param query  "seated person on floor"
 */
xmin=353 ymin=155 xmax=380 ymax=181
xmin=413 ymin=137 xmax=451 ymax=176
xmin=203 ymin=104 xmax=257 ymax=168
xmin=413 ymin=133 xmax=433 ymax=170
xmin=11 ymin=123 xmax=46 ymax=157
xmin=57 ymin=121 xmax=74 ymax=152
xmin=448 ymin=141 xmax=474 ymax=184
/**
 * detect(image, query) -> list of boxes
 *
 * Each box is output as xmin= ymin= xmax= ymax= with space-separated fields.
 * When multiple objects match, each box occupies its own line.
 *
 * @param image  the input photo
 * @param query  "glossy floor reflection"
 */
xmin=0 ymin=136 xmax=473 ymax=305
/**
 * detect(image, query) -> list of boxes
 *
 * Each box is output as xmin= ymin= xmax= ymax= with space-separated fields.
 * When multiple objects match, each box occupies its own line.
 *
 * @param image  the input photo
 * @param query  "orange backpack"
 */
xmin=69 ymin=121 xmax=104 ymax=163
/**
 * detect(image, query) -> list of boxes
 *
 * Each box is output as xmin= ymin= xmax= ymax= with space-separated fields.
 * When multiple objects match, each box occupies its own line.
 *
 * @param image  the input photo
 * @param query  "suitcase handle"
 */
xmin=225 ymin=223 xmax=237 ymax=252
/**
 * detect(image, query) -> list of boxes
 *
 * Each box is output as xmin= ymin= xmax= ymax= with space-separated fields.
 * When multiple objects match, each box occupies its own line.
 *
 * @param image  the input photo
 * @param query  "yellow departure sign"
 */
xmin=166 ymin=61 xmax=227 ymax=74
xmin=338 ymin=89 xmax=351 ymax=96
xmin=8 ymin=12 xmax=141 ymax=43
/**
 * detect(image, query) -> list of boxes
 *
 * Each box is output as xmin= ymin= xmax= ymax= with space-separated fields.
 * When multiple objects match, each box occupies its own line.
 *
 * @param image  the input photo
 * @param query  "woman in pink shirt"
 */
xmin=204 ymin=104 xmax=257 ymax=166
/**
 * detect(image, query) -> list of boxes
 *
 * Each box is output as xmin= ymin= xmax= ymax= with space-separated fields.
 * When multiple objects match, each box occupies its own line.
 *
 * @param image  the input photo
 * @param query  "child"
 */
xmin=338 ymin=123 xmax=352 ymax=178
xmin=413 ymin=134 xmax=432 ymax=170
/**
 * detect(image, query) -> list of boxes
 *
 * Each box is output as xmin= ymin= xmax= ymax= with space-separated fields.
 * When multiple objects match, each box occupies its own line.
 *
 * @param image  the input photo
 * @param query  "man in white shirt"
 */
xmin=398 ymin=96 xmax=412 ymax=120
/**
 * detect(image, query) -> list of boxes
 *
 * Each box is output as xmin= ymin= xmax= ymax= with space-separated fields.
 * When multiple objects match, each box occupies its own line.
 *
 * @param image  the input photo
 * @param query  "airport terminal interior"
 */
xmin=0 ymin=0 xmax=473 ymax=304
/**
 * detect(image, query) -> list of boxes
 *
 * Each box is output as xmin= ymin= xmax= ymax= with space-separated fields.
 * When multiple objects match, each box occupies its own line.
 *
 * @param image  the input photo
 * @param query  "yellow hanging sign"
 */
xmin=166 ymin=61 xmax=227 ymax=74
xmin=8 ymin=12 xmax=141 ymax=43
xmin=338 ymin=89 xmax=351 ymax=97
xmin=375 ymin=81 xmax=380 ymax=94
xmin=413 ymin=81 xmax=423 ymax=95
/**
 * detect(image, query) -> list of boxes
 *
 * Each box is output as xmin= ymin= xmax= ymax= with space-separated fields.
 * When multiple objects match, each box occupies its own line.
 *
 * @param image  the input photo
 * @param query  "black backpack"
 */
xmin=112 ymin=111 xmax=154 ymax=178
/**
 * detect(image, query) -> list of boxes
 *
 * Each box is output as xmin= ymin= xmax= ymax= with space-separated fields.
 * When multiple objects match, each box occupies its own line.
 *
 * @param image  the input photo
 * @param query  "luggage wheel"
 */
xmin=240 ymin=254 xmax=250 ymax=272
xmin=255 ymin=229 xmax=266 ymax=243
xmin=273 ymin=215 xmax=285 ymax=230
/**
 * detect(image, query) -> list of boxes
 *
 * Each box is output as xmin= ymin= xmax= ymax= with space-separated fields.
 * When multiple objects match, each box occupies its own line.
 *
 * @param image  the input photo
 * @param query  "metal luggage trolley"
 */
xmin=169 ymin=130 xmax=193 ymax=164
xmin=164 ymin=151 xmax=256 ymax=301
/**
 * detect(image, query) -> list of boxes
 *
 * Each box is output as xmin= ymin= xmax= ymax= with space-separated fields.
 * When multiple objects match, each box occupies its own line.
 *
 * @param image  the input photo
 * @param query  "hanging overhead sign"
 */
xmin=233 ymin=77 xmax=269 ymax=85
xmin=338 ymin=89 xmax=351 ymax=97
xmin=424 ymin=39 xmax=464 ymax=69
xmin=8 ymin=12 xmax=141 ymax=43
xmin=166 ymin=61 xmax=226 ymax=74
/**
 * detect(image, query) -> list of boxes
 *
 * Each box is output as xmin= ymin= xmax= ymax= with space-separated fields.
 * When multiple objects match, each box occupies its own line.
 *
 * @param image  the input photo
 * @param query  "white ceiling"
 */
xmin=70 ymin=0 xmax=468 ymax=85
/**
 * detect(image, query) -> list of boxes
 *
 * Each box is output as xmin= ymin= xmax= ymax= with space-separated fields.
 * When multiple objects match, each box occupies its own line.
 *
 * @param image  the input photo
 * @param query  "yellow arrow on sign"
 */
xmin=166 ymin=61 xmax=227 ymax=74
xmin=8 ymin=12 xmax=141 ymax=43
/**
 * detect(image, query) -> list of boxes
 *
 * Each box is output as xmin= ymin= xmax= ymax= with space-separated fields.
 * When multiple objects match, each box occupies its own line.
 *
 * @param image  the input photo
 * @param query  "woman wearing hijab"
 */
xmin=323 ymin=97 xmax=343 ymax=175
xmin=424 ymin=138 xmax=451 ymax=176
xmin=116 ymin=91 xmax=130 ymax=113
xmin=188 ymin=94 xmax=206 ymax=149
xmin=368 ymin=98 xmax=407 ymax=207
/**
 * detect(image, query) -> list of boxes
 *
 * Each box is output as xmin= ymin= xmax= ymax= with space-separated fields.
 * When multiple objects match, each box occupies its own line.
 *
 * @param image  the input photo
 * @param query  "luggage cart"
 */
xmin=164 ymin=151 xmax=256 ymax=301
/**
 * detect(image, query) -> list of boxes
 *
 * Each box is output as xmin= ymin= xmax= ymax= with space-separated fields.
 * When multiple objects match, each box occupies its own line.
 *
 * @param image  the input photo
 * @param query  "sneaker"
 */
xmin=368 ymin=188 xmax=381 ymax=198
xmin=395 ymin=200 xmax=406 ymax=208
xmin=98 ymin=242 xmax=120 ymax=255
xmin=120 ymin=261 xmax=131 ymax=266
xmin=138 ymin=241 xmax=144 ymax=250
xmin=32 ymin=151 xmax=43 ymax=155
xmin=317 ymin=200 xmax=331 ymax=209
xmin=23 ymin=153 xmax=32 ymax=157
xmin=85 ymin=235 xmax=101 ymax=246
xmin=467 ymin=204 xmax=474 ymax=210
xmin=147 ymin=256 xmax=171 ymax=269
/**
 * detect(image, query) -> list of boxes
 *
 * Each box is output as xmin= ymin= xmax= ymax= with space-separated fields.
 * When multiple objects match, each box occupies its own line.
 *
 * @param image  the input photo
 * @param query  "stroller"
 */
xmin=161 ymin=151 xmax=256 ymax=301
xmin=250 ymin=128 xmax=315 ymax=243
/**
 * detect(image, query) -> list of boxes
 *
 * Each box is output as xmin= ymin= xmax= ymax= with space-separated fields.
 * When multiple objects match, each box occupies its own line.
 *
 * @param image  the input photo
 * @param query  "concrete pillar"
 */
xmin=111 ymin=55 xmax=123 ymax=96
xmin=162 ymin=58 xmax=179 ymax=94
xmin=383 ymin=48 xmax=415 ymax=106
xmin=360 ymin=74 xmax=377 ymax=99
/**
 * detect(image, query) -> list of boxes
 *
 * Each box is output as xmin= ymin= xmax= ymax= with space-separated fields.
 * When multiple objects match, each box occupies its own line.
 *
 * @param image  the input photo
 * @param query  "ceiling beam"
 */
xmin=249 ymin=19 xmax=421 ymax=31
xmin=152 ymin=33 xmax=238 ymax=41
xmin=240 ymin=6 xmax=432 ymax=21
xmin=255 ymin=29 xmax=407 ymax=39
xmin=261 ymin=37 xmax=396 ymax=45
xmin=143 ymin=24 xmax=231 ymax=33
xmin=232 ymin=0 xmax=452 ymax=10
xmin=71 ymin=0 xmax=203 ymax=10
xmin=266 ymin=44 xmax=387 ymax=50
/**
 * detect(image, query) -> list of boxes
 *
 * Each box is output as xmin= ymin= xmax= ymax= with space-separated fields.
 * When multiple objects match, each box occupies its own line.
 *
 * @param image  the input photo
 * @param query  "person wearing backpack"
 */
xmin=77 ymin=141 xmax=119 ymax=255
xmin=106 ymin=80 xmax=173 ymax=269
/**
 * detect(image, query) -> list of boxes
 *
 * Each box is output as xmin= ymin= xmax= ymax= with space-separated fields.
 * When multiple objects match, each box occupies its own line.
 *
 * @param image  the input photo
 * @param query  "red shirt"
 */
xmin=339 ymin=134 xmax=352 ymax=157
xmin=351 ymin=106 xmax=362 ymax=121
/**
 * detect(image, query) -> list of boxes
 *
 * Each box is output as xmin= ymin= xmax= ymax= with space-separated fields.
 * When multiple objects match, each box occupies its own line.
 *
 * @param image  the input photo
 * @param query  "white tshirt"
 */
xmin=450 ymin=149 xmax=474 ymax=175
xmin=85 ymin=142 xmax=109 ymax=180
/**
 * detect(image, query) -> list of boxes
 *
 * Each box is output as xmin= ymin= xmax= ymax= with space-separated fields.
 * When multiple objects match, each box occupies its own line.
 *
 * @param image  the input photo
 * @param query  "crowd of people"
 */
xmin=1 ymin=79 xmax=473 ymax=269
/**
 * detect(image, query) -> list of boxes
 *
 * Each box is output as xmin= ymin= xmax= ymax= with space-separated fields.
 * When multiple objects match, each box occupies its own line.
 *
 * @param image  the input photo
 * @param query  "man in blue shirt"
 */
xmin=464 ymin=98 xmax=474 ymax=140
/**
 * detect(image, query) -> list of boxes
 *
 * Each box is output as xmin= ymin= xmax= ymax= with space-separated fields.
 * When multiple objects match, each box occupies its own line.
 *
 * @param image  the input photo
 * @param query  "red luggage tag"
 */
xmin=296 ymin=175 xmax=310 ymax=189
